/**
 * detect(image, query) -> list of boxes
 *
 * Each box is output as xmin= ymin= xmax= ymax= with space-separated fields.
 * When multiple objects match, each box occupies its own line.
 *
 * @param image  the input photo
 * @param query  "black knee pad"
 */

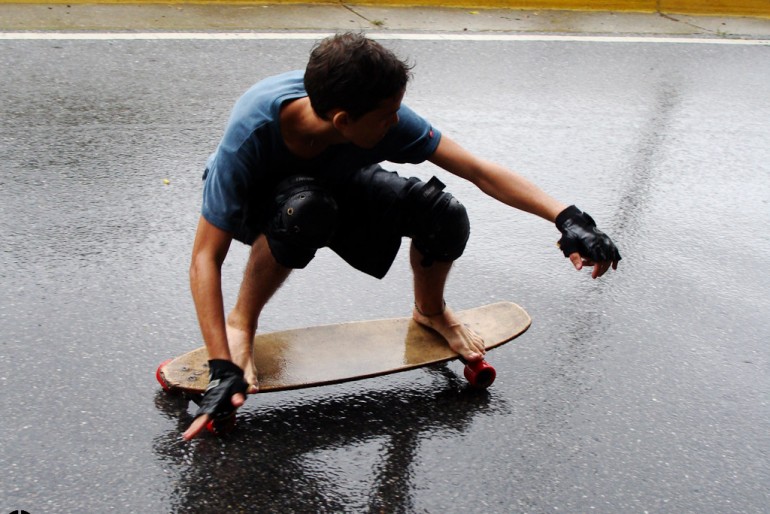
xmin=266 ymin=177 xmax=338 ymax=268
xmin=406 ymin=177 xmax=470 ymax=265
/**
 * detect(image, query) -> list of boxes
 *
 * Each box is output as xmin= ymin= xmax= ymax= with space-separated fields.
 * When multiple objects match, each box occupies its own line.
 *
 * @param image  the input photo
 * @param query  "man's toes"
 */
xmin=462 ymin=327 xmax=486 ymax=354
xmin=464 ymin=350 xmax=484 ymax=362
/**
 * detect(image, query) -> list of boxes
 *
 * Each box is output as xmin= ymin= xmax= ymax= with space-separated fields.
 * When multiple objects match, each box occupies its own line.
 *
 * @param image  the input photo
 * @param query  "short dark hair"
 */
xmin=304 ymin=33 xmax=412 ymax=120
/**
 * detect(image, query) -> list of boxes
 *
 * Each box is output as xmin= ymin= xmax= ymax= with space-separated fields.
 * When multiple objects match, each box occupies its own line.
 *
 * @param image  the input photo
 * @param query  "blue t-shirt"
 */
xmin=201 ymin=70 xmax=441 ymax=240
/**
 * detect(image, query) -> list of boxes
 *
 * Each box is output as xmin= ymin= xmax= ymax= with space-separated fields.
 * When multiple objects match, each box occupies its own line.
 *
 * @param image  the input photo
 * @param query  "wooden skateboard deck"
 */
xmin=157 ymin=301 xmax=530 ymax=394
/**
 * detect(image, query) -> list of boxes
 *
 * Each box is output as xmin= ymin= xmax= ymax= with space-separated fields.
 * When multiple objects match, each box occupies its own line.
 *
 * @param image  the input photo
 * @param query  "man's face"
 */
xmin=336 ymin=91 xmax=405 ymax=149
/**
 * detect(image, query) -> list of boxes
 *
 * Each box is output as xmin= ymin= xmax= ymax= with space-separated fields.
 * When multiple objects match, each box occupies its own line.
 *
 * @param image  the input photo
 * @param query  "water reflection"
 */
xmin=153 ymin=367 xmax=506 ymax=512
xmin=612 ymin=78 xmax=682 ymax=240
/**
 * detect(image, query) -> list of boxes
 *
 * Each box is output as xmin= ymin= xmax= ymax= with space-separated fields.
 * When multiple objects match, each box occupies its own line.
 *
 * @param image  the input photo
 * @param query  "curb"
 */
xmin=1 ymin=0 xmax=769 ymax=19
xmin=348 ymin=0 xmax=770 ymax=18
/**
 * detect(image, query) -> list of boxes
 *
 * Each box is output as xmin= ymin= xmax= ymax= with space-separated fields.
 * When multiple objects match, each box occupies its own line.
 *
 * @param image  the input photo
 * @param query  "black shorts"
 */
xmin=248 ymin=165 xmax=469 ymax=279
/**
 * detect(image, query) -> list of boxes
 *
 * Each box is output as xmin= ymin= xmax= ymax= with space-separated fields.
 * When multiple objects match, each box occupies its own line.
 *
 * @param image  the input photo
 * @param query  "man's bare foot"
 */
xmin=413 ymin=302 xmax=486 ymax=362
xmin=225 ymin=322 xmax=259 ymax=393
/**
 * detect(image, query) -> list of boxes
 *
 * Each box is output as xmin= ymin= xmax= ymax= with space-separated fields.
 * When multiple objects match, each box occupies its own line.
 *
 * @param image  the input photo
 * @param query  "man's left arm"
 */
xmin=429 ymin=135 xmax=620 ymax=278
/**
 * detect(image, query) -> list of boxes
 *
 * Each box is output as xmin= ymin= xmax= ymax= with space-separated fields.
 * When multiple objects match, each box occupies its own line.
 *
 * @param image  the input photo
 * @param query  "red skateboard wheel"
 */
xmin=156 ymin=359 xmax=174 ymax=392
xmin=463 ymin=360 xmax=496 ymax=389
xmin=206 ymin=413 xmax=237 ymax=436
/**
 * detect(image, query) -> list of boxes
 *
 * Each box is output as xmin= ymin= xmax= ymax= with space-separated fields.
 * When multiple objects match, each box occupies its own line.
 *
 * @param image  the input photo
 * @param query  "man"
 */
xmin=183 ymin=33 xmax=620 ymax=440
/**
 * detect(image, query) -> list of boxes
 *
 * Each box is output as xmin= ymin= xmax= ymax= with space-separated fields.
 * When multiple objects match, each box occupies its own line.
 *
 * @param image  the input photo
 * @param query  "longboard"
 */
xmin=157 ymin=302 xmax=531 ymax=395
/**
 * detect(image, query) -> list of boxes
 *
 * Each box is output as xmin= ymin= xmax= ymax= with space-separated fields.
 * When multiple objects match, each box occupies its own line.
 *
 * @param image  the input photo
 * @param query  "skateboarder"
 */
xmin=183 ymin=32 xmax=621 ymax=440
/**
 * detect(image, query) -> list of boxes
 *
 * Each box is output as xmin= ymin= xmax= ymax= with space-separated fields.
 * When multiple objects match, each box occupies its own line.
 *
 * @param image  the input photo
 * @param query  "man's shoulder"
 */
xmin=389 ymin=103 xmax=437 ymax=141
xmin=222 ymin=70 xmax=306 ymax=145
xmin=240 ymin=70 xmax=306 ymax=106
xmin=376 ymin=103 xmax=440 ymax=164
xmin=258 ymin=69 xmax=305 ymax=90
xmin=394 ymin=103 xmax=424 ymax=127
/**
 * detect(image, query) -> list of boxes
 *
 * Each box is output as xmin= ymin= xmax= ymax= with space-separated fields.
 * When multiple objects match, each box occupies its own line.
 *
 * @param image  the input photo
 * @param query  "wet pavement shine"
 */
xmin=1 ymin=32 xmax=769 ymax=513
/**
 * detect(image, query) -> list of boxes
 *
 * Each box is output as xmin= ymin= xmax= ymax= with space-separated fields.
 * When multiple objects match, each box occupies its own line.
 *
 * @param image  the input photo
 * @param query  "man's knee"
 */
xmin=266 ymin=177 xmax=338 ymax=269
xmin=406 ymin=177 xmax=470 ymax=264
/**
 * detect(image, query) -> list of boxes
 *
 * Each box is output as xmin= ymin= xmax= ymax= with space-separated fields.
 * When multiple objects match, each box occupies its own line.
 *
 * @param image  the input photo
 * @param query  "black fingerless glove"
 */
xmin=193 ymin=360 xmax=249 ymax=420
xmin=555 ymin=205 xmax=622 ymax=262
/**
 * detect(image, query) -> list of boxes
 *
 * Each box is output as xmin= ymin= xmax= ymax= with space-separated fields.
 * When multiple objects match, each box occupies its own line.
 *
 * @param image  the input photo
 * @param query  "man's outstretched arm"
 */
xmin=429 ymin=135 xmax=620 ymax=278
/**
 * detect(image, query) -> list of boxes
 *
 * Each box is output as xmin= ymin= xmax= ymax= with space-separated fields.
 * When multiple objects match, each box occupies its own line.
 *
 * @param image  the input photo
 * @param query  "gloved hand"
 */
xmin=193 ymin=359 xmax=249 ymax=421
xmin=555 ymin=205 xmax=622 ymax=264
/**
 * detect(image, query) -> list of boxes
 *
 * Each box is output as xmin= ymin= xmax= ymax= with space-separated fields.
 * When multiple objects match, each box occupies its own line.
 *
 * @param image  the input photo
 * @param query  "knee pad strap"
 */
xmin=405 ymin=177 xmax=470 ymax=266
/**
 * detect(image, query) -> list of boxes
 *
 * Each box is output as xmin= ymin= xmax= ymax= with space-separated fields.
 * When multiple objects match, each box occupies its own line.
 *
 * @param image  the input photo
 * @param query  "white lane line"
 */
xmin=0 ymin=32 xmax=768 ymax=45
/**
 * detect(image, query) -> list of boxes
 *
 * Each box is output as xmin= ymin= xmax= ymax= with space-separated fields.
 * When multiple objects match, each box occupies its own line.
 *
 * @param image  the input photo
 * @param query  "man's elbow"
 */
xmin=189 ymin=257 xmax=201 ymax=285
xmin=189 ymin=252 xmax=220 ymax=287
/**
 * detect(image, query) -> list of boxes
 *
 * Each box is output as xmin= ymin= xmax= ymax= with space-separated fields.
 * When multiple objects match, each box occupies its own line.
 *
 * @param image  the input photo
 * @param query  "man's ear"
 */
xmin=331 ymin=110 xmax=351 ymax=131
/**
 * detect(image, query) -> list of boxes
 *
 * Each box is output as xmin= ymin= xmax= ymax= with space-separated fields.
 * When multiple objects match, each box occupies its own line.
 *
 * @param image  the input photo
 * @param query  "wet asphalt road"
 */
xmin=1 ymin=35 xmax=769 ymax=513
